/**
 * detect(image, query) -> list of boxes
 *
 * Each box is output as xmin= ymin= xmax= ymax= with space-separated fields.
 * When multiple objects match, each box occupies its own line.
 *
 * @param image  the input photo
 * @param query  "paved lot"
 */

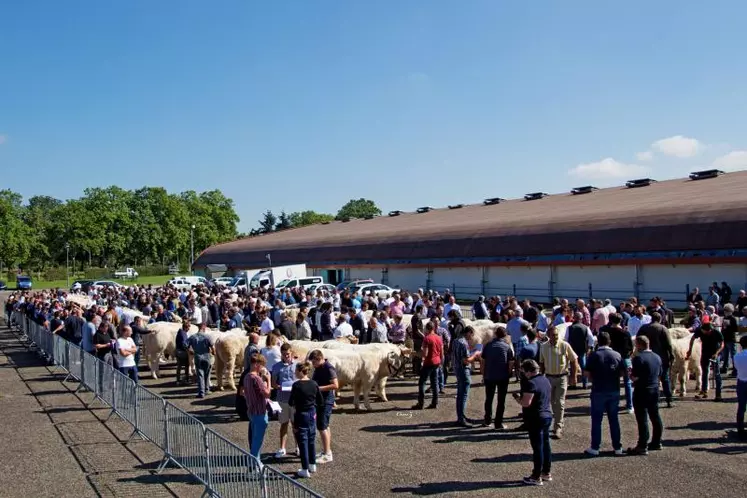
xmin=2 ymin=288 xmax=745 ymax=498
xmin=136 ymin=357 xmax=747 ymax=498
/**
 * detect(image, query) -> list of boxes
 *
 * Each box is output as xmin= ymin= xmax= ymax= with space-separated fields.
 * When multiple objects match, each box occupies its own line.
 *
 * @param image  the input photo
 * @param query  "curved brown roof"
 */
xmin=196 ymin=171 xmax=747 ymax=268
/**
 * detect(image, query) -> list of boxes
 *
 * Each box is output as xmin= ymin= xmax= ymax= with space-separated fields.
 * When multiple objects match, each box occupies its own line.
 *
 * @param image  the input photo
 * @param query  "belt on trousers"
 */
xmin=546 ymin=372 xmax=568 ymax=377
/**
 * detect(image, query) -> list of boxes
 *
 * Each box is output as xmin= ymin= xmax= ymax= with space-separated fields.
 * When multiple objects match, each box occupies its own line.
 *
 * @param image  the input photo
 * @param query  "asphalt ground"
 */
xmin=2 ymin=289 xmax=745 ymax=498
xmin=134 ymin=356 xmax=747 ymax=498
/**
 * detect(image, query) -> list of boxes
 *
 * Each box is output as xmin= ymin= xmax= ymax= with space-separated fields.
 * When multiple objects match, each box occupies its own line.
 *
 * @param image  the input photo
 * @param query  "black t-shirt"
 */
xmin=523 ymin=374 xmax=553 ymax=424
xmin=312 ymin=361 xmax=337 ymax=406
xmin=631 ymin=350 xmax=662 ymax=391
xmin=289 ymin=379 xmax=324 ymax=412
xmin=694 ymin=328 xmax=724 ymax=359
xmin=722 ymin=316 xmax=739 ymax=343
xmin=524 ymin=306 xmax=538 ymax=325
xmin=602 ymin=325 xmax=633 ymax=358
xmin=93 ymin=331 xmax=114 ymax=359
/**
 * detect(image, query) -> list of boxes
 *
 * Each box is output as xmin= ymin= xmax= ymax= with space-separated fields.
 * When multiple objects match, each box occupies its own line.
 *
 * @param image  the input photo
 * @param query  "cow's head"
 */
xmin=387 ymin=350 xmax=407 ymax=377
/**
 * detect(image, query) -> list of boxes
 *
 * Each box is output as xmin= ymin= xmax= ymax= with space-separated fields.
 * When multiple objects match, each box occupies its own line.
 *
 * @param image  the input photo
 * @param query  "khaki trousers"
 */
xmin=548 ymin=375 xmax=568 ymax=431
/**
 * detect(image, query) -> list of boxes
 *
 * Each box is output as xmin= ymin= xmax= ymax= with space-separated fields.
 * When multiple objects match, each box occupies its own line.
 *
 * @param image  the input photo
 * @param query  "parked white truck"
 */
xmin=231 ymin=264 xmax=307 ymax=290
xmin=113 ymin=267 xmax=139 ymax=279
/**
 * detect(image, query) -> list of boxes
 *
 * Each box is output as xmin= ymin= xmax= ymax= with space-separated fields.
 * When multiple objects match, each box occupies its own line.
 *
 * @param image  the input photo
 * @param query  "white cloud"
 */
xmin=0 ymin=135 xmax=6 ymax=145
xmin=712 ymin=150 xmax=747 ymax=172
xmin=568 ymin=157 xmax=648 ymax=179
xmin=636 ymin=151 xmax=653 ymax=161
xmin=651 ymin=135 xmax=702 ymax=158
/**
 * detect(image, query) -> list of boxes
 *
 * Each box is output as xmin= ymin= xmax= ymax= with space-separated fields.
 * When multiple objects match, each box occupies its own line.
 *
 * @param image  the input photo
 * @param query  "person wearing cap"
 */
xmin=686 ymin=320 xmax=724 ymax=401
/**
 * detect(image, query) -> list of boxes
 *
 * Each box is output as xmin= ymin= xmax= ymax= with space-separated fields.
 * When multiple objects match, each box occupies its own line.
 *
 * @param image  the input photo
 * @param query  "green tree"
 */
xmin=289 ymin=210 xmax=335 ymax=227
xmin=22 ymin=195 xmax=62 ymax=269
xmin=335 ymin=198 xmax=381 ymax=220
xmin=275 ymin=210 xmax=292 ymax=231
xmin=0 ymin=190 xmax=33 ymax=270
xmin=258 ymin=210 xmax=277 ymax=233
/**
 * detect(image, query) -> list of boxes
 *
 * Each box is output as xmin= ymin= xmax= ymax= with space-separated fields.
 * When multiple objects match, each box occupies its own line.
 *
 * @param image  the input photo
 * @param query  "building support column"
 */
xmin=549 ymin=266 xmax=557 ymax=303
xmin=481 ymin=266 xmax=489 ymax=297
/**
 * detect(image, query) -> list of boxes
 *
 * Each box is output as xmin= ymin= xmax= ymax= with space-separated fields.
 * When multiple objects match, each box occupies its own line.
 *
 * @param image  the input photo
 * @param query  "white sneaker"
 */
xmin=584 ymin=447 xmax=600 ymax=456
xmin=297 ymin=469 xmax=311 ymax=478
xmin=308 ymin=464 xmax=317 ymax=473
xmin=294 ymin=447 xmax=300 ymax=456
xmin=626 ymin=408 xmax=634 ymax=414
xmin=317 ymin=453 xmax=333 ymax=464
xmin=275 ymin=448 xmax=287 ymax=458
xmin=614 ymin=448 xmax=625 ymax=456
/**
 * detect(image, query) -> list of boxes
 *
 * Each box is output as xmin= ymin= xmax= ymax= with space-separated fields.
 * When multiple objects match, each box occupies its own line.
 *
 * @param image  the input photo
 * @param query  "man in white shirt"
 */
xmin=627 ymin=305 xmax=651 ymax=337
xmin=117 ymin=326 xmax=139 ymax=382
xmin=444 ymin=295 xmax=461 ymax=319
xmin=734 ymin=335 xmax=747 ymax=440
xmin=259 ymin=310 xmax=275 ymax=335
xmin=604 ymin=299 xmax=617 ymax=316
xmin=333 ymin=315 xmax=354 ymax=339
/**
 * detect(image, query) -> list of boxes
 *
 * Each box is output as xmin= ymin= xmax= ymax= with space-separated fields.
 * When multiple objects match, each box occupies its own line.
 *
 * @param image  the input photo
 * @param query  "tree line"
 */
xmin=249 ymin=198 xmax=382 ymax=236
xmin=0 ymin=188 xmax=383 ymax=272
xmin=0 ymin=186 xmax=239 ymax=271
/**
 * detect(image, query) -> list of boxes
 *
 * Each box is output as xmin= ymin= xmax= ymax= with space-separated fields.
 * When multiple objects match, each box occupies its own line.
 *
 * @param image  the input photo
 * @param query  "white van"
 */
xmin=276 ymin=276 xmax=324 ymax=291
xmin=169 ymin=275 xmax=208 ymax=290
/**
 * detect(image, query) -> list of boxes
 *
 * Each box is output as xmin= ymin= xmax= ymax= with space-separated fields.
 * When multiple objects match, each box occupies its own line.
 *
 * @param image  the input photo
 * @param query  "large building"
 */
xmin=195 ymin=170 xmax=747 ymax=308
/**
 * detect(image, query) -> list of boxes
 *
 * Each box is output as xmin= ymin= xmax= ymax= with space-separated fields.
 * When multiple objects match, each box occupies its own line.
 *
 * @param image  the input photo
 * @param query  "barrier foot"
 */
xmin=105 ymin=408 xmax=116 ymax=422
xmin=156 ymin=453 xmax=176 ymax=474
xmin=126 ymin=428 xmax=146 ymax=443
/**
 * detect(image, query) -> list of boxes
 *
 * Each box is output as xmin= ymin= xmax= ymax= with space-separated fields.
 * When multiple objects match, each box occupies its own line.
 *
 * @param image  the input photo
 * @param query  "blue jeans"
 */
xmin=119 ymin=365 xmax=139 ymax=384
xmin=737 ymin=380 xmax=747 ymax=434
xmin=622 ymin=358 xmax=633 ymax=409
xmin=437 ymin=365 xmax=445 ymax=391
xmin=660 ymin=366 xmax=673 ymax=403
xmin=701 ymin=358 xmax=722 ymax=396
xmin=578 ymin=353 xmax=588 ymax=388
xmin=249 ymin=413 xmax=269 ymax=458
xmin=528 ymin=417 xmax=552 ymax=477
xmin=293 ymin=409 xmax=317 ymax=470
xmin=455 ymin=369 xmax=471 ymax=422
xmin=722 ymin=343 xmax=737 ymax=371
xmin=590 ymin=391 xmax=622 ymax=450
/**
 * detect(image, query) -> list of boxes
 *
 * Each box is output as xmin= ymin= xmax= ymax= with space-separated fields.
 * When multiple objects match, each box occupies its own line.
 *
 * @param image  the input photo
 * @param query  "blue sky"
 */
xmin=2 ymin=1 xmax=746 ymax=231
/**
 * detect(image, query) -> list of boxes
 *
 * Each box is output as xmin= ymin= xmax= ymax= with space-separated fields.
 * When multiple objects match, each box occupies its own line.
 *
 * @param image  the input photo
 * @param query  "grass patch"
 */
xmin=15 ymin=274 xmax=174 ymax=290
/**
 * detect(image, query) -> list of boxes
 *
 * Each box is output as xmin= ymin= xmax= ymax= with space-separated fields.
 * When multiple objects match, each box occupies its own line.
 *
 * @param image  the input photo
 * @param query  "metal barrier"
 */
xmin=5 ymin=315 xmax=323 ymax=498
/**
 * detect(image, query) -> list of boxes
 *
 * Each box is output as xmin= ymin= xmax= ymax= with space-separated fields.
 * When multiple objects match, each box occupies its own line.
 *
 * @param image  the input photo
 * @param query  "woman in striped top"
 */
xmin=244 ymin=353 xmax=271 ymax=460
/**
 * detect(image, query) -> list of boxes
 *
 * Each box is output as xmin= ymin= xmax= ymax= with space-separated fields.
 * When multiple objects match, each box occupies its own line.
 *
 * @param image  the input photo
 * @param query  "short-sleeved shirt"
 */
xmin=540 ymin=339 xmax=577 ymax=375
xmin=520 ymin=341 xmax=539 ymax=362
xmin=481 ymin=339 xmax=514 ymax=381
xmin=451 ymin=337 xmax=470 ymax=373
xmin=694 ymin=329 xmax=724 ymax=359
xmin=187 ymin=332 xmax=212 ymax=356
xmin=312 ymin=360 xmax=338 ymax=406
xmin=116 ymin=337 xmax=137 ymax=368
xmin=523 ymin=374 xmax=553 ymax=424
xmin=271 ymin=360 xmax=297 ymax=404
xmin=585 ymin=347 xmax=623 ymax=394
xmin=421 ymin=333 xmax=443 ymax=367
xmin=631 ymin=350 xmax=662 ymax=391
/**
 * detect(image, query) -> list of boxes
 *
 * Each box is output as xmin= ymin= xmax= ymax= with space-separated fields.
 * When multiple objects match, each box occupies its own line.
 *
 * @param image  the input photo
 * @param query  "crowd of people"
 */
xmin=3 ymin=278 xmax=747 ymax=485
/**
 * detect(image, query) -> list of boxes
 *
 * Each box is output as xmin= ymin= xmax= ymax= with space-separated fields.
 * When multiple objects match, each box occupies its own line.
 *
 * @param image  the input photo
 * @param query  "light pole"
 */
xmin=190 ymin=224 xmax=196 ymax=275
xmin=65 ymin=242 xmax=70 ymax=288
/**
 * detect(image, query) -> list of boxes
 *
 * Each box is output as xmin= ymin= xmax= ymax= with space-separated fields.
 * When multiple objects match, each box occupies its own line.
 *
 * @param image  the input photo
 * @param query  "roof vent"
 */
xmin=626 ymin=178 xmax=657 ymax=188
xmin=483 ymin=197 xmax=504 ymax=206
xmin=524 ymin=192 xmax=548 ymax=201
xmin=448 ymin=204 xmax=463 ymax=210
xmin=416 ymin=206 xmax=433 ymax=214
xmin=388 ymin=210 xmax=403 ymax=217
xmin=571 ymin=186 xmax=598 ymax=195
xmin=689 ymin=169 xmax=724 ymax=181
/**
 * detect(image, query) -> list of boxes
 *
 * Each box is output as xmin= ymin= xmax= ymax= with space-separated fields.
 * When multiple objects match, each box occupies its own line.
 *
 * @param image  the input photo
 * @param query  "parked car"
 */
xmin=353 ymin=283 xmax=400 ymax=299
xmin=71 ymin=279 xmax=95 ymax=292
xmin=336 ymin=279 xmax=374 ymax=292
xmin=276 ymin=276 xmax=324 ymax=291
xmin=212 ymin=277 xmax=234 ymax=286
xmin=16 ymin=275 xmax=33 ymax=290
xmin=168 ymin=276 xmax=208 ymax=291
xmin=0 ymin=280 xmax=6 ymax=290
xmin=307 ymin=283 xmax=337 ymax=295
xmin=92 ymin=280 xmax=123 ymax=291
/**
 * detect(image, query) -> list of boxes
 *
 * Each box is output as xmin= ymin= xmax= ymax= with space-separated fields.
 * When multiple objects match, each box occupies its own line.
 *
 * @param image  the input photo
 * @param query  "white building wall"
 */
xmin=430 ymin=267 xmax=483 ymax=298
xmin=388 ymin=267 xmax=428 ymax=292
xmin=640 ymin=264 xmax=747 ymax=306
xmin=346 ymin=267 xmax=382 ymax=282
xmin=488 ymin=266 xmax=553 ymax=301
xmin=554 ymin=265 xmax=637 ymax=303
